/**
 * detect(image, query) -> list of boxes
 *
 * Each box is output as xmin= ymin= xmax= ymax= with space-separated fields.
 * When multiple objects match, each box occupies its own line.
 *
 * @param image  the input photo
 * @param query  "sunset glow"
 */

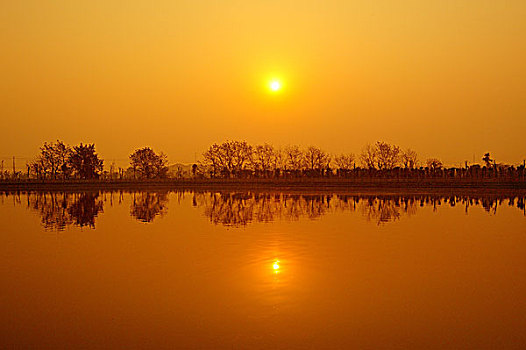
xmin=1 ymin=1 xmax=525 ymax=348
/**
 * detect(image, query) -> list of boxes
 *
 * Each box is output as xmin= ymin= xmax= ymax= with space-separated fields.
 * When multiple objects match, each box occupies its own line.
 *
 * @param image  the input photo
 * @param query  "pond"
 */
xmin=1 ymin=191 xmax=525 ymax=349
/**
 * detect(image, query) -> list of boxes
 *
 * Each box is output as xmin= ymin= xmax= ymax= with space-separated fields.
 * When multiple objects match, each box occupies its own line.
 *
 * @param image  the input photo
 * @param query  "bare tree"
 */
xmin=334 ymin=153 xmax=355 ymax=170
xmin=229 ymin=140 xmax=253 ymax=174
xmin=29 ymin=157 xmax=47 ymax=179
xmin=284 ymin=145 xmax=305 ymax=171
xmin=360 ymin=144 xmax=377 ymax=169
xmin=32 ymin=140 xmax=72 ymax=179
xmin=272 ymin=148 xmax=285 ymax=172
xmin=304 ymin=146 xmax=330 ymax=171
xmin=401 ymin=148 xmax=418 ymax=169
xmin=375 ymin=141 xmax=400 ymax=170
xmin=201 ymin=141 xmax=253 ymax=177
xmin=55 ymin=141 xmax=73 ymax=179
xmin=39 ymin=142 xmax=57 ymax=178
xmin=202 ymin=143 xmax=225 ymax=177
xmin=252 ymin=144 xmax=275 ymax=174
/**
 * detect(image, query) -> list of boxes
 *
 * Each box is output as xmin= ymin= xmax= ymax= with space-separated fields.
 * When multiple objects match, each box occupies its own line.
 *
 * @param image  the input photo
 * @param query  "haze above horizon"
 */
xmin=1 ymin=0 xmax=525 ymax=166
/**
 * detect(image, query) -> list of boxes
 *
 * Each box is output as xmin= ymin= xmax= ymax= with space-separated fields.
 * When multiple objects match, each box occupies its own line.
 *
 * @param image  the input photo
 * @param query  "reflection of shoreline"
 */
xmin=131 ymin=192 xmax=168 ymax=223
xmin=195 ymin=192 xmax=526 ymax=226
xmin=1 ymin=191 xmax=524 ymax=230
xmin=24 ymin=192 xmax=104 ymax=231
xmin=0 ymin=178 xmax=526 ymax=192
xmin=7 ymin=191 xmax=169 ymax=231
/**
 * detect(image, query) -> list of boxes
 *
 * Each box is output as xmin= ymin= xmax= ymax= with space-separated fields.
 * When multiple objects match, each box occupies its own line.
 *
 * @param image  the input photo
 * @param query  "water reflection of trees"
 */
xmin=193 ymin=192 xmax=526 ymax=227
xmin=24 ymin=192 xmax=103 ymax=230
xmin=17 ymin=191 xmax=169 ymax=229
xmin=193 ymin=193 xmax=331 ymax=226
xmin=0 ymin=191 xmax=524 ymax=230
xmin=130 ymin=192 xmax=168 ymax=222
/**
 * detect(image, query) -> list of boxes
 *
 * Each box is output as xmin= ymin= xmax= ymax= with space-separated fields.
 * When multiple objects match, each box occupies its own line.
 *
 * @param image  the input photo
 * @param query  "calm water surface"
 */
xmin=1 ymin=191 xmax=526 ymax=349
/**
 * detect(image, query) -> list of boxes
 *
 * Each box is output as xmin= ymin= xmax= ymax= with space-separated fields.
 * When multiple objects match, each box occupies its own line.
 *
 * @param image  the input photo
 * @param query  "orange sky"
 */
xmin=1 ymin=0 xmax=525 ymax=168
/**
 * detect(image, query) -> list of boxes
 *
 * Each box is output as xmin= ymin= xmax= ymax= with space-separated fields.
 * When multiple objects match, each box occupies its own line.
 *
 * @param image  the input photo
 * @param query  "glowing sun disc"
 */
xmin=269 ymin=80 xmax=282 ymax=92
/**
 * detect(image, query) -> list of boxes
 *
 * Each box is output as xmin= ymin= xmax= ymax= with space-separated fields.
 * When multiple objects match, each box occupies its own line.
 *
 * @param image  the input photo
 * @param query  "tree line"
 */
xmin=199 ymin=140 xmax=415 ymax=177
xmin=28 ymin=141 xmax=104 ymax=180
xmin=197 ymin=140 xmax=525 ymax=179
xmin=4 ymin=140 xmax=169 ymax=180
xmin=1 ymin=139 xmax=525 ymax=180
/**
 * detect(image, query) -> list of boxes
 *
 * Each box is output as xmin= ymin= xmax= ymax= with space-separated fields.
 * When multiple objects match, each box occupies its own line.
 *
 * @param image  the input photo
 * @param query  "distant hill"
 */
xmin=167 ymin=163 xmax=194 ymax=178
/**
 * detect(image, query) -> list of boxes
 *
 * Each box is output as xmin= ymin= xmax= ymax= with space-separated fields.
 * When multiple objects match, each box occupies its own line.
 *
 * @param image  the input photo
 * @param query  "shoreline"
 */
xmin=1 ymin=179 xmax=525 ymax=194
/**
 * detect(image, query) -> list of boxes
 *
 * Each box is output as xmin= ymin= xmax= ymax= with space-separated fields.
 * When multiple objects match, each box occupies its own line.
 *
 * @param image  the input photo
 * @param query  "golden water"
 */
xmin=1 ymin=191 xmax=525 ymax=349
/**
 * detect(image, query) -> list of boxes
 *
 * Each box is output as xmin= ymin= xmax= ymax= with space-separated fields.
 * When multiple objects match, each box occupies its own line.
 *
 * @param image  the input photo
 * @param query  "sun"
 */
xmin=269 ymin=79 xmax=282 ymax=92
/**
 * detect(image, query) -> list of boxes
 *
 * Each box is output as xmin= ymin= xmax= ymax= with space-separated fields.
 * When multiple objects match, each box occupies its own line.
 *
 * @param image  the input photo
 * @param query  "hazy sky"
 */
xmin=1 ymin=0 xmax=525 ymax=167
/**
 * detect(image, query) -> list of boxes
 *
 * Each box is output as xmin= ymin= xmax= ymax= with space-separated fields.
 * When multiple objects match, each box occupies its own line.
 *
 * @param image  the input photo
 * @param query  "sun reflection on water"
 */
xmin=273 ymin=260 xmax=280 ymax=274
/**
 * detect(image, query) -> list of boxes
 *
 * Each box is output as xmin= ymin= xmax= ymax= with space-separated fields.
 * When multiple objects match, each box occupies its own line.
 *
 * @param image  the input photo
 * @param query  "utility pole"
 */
xmin=1 ymin=160 xmax=3 ymax=179
xmin=12 ymin=156 xmax=15 ymax=178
